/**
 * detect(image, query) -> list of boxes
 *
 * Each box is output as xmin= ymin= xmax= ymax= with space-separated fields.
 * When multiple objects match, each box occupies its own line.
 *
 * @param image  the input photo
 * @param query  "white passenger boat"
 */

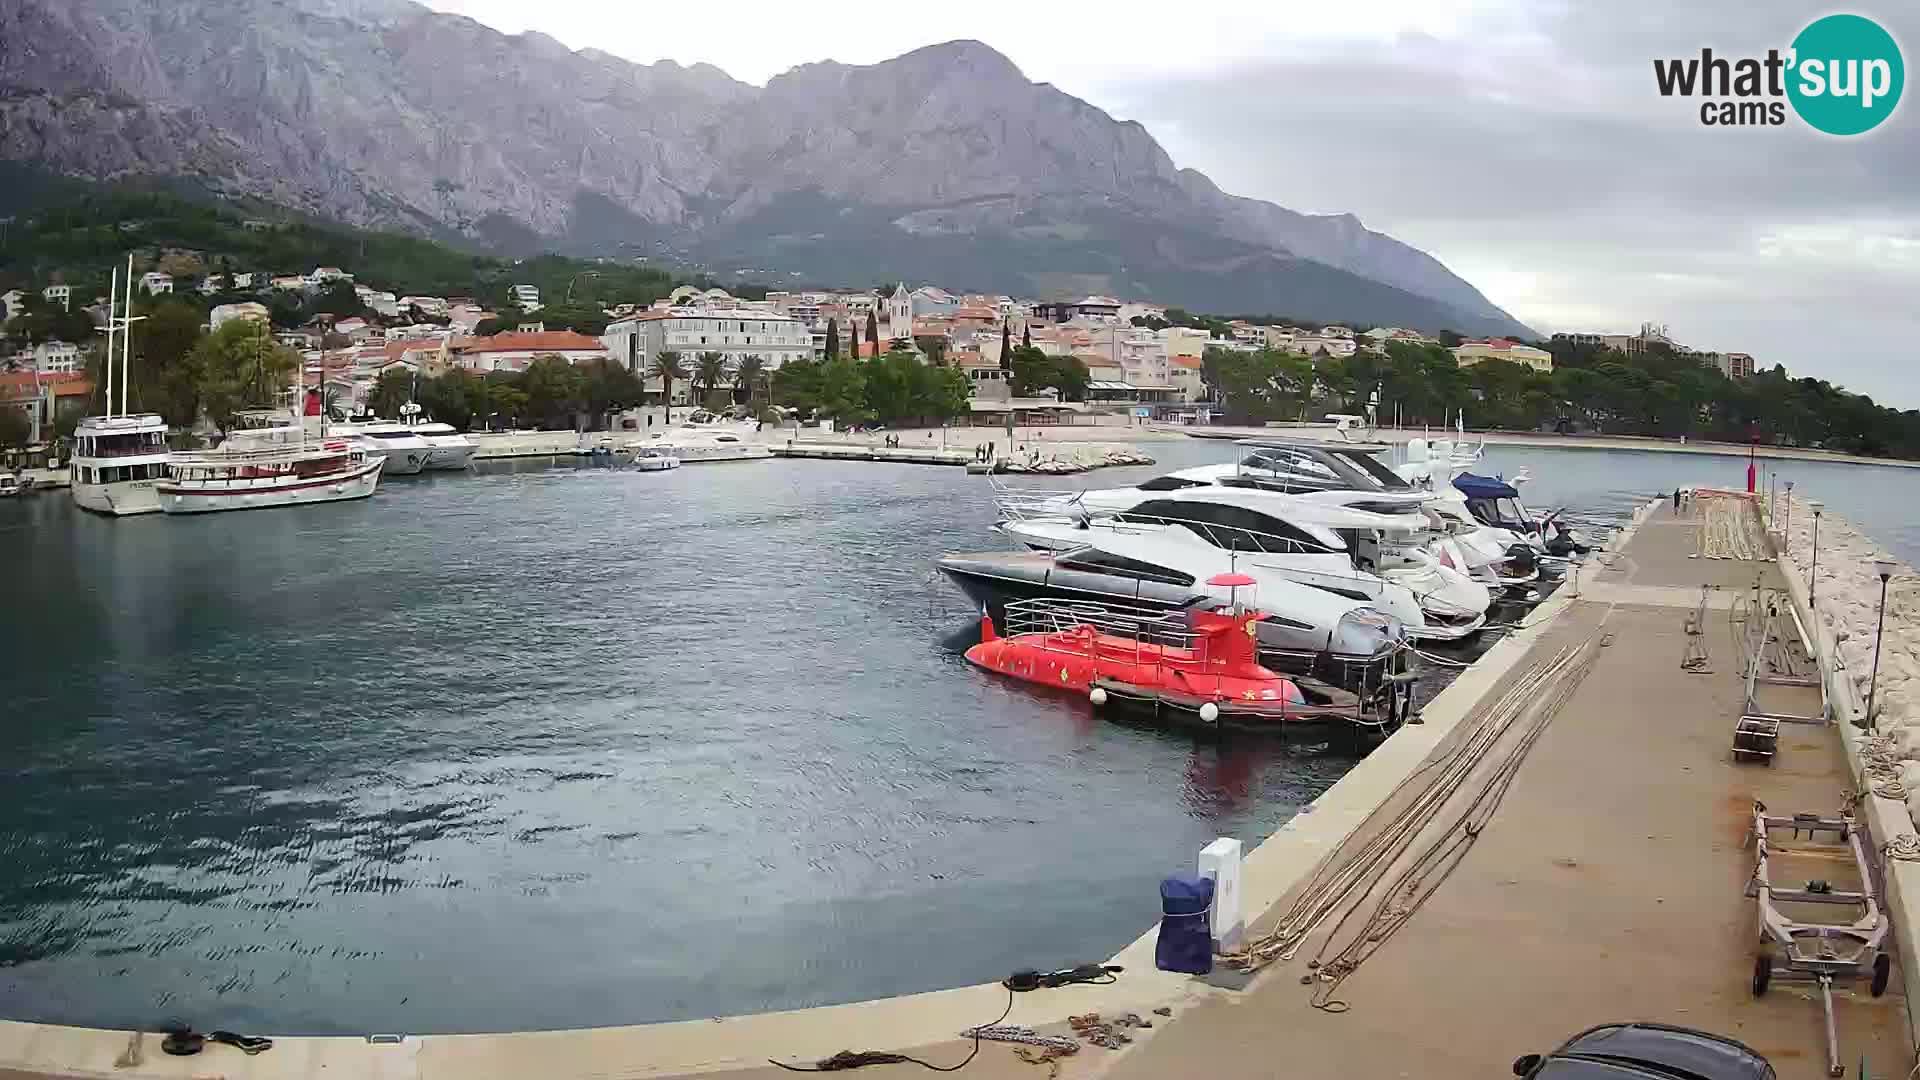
xmin=639 ymin=428 xmax=772 ymax=463
xmin=71 ymin=259 xmax=171 ymax=516
xmin=0 ymin=473 xmax=20 ymax=498
xmin=158 ymin=441 xmax=383 ymax=514
xmin=71 ymin=413 xmax=170 ymax=515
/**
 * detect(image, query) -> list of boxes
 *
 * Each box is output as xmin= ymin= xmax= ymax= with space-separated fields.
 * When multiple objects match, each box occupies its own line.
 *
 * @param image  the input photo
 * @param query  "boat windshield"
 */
xmin=1054 ymin=546 xmax=1195 ymax=587
xmin=366 ymin=431 xmax=421 ymax=440
xmin=1330 ymin=449 xmax=1414 ymax=491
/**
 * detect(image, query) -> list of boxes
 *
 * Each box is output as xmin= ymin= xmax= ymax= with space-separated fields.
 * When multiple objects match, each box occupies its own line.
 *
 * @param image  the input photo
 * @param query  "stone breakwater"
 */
xmin=1775 ymin=494 xmax=1920 ymax=817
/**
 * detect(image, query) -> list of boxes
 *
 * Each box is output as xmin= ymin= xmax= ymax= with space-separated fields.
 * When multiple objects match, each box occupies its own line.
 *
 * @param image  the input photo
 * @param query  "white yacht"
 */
xmin=70 ymin=257 xmax=170 ymax=516
xmin=639 ymin=426 xmax=772 ymax=463
xmin=71 ymin=413 xmax=170 ymax=515
xmin=410 ymin=421 xmax=475 ymax=471
xmin=352 ymin=422 xmax=434 ymax=475
xmin=997 ymin=486 xmax=1487 ymax=640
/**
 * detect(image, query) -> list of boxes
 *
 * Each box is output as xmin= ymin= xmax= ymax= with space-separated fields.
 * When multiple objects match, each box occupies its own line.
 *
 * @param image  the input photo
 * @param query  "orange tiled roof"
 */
xmin=454 ymin=331 xmax=605 ymax=354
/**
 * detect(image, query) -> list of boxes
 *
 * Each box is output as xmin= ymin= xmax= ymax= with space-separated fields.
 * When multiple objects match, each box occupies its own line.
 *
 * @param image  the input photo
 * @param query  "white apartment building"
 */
xmin=399 ymin=296 xmax=449 ymax=315
xmin=140 ymin=272 xmax=173 ymax=294
xmin=1 ymin=290 xmax=24 ymax=320
xmin=42 ymin=284 xmax=71 ymax=310
xmin=32 ymin=341 xmax=81 ymax=373
xmin=601 ymin=309 xmax=813 ymax=377
xmin=510 ymin=284 xmax=541 ymax=312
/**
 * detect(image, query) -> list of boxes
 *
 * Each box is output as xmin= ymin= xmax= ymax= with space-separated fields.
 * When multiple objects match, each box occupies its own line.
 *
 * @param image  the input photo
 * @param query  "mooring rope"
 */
xmin=1221 ymin=631 xmax=1603 ymax=983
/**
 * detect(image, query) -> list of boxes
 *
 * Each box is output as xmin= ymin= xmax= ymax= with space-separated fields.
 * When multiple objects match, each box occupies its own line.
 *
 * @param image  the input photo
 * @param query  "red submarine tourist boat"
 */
xmin=965 ymin=574 xmax=1400 ymax=736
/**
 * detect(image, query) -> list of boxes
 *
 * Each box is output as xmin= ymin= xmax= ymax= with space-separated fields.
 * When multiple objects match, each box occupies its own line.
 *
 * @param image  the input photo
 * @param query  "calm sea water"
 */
xmin=0 ymin=437 xmax=1914 ymax=1036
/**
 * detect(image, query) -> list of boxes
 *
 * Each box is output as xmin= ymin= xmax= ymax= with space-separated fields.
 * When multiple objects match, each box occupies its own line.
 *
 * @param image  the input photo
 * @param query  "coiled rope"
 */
xmin=1863 ymin=735 xmax=1910 ymax=802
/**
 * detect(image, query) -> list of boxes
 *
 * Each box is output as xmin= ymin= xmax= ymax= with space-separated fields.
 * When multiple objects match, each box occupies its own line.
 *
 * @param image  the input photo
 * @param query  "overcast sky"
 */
xmin=423 ymin=0 xmax=1919 ymax=407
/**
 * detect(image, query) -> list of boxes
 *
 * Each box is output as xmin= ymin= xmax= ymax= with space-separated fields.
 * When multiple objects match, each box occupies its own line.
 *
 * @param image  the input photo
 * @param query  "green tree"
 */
xmin=865 ymin=309 xmax=879 ymax=353
xmin=693 ymin=351 xmax=732 ymax=406
xmin=369 ymin=367 xmax=414 ymax=419
xmin=311 ymin=279 xmax=366 ymax=318
xmin=771 ymin=357 xmax=825 ymax=415
xmin=520 ymin=355 xmax=587 ymax=429
xmin=648 ymin=350 xmax=686 ymax=414
xmin=189 ymin=320 xmax=300 ymax=434
xmin=128 ymin=299 xmax=207 ymax=428
xmin=818 ymin=358 xmax=869 ymax=424
xmin=482 ymin=377 xmax=529 ymax=429
xmin=824 ymin=319 xmax=840 ymax=362
xmin=580 ymin=358 xmax=645 ymax=427
xmin=733 ymin=354 xmax=767 ymax=408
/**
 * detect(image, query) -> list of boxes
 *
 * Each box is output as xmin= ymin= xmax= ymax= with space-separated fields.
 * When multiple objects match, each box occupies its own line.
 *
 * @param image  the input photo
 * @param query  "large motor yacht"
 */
xmin=408 ymin=420 xmax=476 ymax=471
xmin=1001 ymin=483 xmax=1490 ymax=639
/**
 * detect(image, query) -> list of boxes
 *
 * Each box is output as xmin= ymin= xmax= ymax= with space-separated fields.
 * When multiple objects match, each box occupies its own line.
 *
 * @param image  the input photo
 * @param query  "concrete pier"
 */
xmin=4 ymin=500 xmax=1914 ymax=1080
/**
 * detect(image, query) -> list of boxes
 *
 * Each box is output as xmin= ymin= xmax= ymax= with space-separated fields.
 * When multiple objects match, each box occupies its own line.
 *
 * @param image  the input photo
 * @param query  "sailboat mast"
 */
xmin=121 ymin=254 xmax=133 ymax=416
xmin=104 ymin=267 xmax=117 ymax=419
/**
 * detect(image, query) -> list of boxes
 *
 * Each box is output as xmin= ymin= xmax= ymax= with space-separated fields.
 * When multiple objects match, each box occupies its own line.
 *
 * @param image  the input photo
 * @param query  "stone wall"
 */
xmin=1773 ymin=494 xmax=1920 ymax=818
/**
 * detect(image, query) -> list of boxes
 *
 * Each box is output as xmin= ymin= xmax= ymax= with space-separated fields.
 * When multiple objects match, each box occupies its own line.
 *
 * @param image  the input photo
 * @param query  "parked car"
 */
xmin=1513 ymin=1023 xmax=1776 ymax=1080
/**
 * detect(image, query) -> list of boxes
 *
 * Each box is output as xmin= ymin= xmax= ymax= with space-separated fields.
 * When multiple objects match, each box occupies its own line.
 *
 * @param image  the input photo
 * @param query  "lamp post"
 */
xmin=1782 ymin=481 xmax=1793 ymax=545
xmin=1866 ymin=560 xmax=1898 ymax=728
xmin=1807 ymin=502 xmax=1824 ymax=605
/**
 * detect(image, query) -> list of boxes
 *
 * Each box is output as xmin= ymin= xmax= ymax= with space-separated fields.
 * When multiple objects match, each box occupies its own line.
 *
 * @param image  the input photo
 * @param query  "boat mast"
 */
xmin=103 ymin=266 xmax=116 ymax=419
xmin=121 ymin=254 xmax=134 ymax=417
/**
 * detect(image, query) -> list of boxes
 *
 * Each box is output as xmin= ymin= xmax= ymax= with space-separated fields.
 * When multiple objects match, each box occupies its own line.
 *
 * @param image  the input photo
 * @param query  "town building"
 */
xmin=42 ymin=284 xmax=71 ymax=311
xmin=601 ymin=309 xmax=812 ymax=377
xmin=1 ymin=290 xmax=23 ymax=321
xmin=307 ymin=267 xmax=353 ymax=286
xmin=449 ymin=330 xmax=607 ymax=373
xmin=1452 ymin=339 xmax=1554 ymax=373
xmin=139 ymin=272 xmax=173 ymax=295
xmin=231 ymin=272 xmax=256 ymax=290
xmin=271 ymin=276 xmax=307 ymax=291
xmin=30 ymin=342 xmax=81 ymax=373
xmin=1723 ymin=352 xmax=1754 ymax=379
xmin=510 ymin=284 xmax=541 ymax=312
xmin=210 ymin=302 xmax=270 ymax=330
xmin=1031 ymin=296 xmax=1123 ymax=324
xmin=887 ymin=284 xmax=913 ymax=340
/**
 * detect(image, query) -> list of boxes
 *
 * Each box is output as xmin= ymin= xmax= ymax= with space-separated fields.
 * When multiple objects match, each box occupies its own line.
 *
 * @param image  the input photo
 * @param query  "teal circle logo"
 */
xmin=1787 ymin=14 xmax=1904 ymax=135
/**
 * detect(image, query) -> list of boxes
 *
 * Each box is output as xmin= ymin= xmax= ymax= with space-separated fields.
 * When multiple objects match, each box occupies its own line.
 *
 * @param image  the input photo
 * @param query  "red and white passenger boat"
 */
xmin=157 ymin=440 xmax=383 ymax=515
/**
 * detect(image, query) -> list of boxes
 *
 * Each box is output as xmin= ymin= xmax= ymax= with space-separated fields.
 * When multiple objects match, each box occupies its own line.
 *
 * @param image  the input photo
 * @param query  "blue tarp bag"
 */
xmin=1154 ymin=875 xmax=1214 ymax=975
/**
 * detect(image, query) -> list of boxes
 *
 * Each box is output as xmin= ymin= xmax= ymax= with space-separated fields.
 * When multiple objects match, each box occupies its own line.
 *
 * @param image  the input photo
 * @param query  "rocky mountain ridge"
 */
xmin=0 ymin=0 xmax=1532 ymax=334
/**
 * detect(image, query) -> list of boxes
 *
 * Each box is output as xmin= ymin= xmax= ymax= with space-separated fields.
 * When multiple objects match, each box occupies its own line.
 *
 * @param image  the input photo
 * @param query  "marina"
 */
xmin=3 ymin=437 xmax=1920 ymax=1080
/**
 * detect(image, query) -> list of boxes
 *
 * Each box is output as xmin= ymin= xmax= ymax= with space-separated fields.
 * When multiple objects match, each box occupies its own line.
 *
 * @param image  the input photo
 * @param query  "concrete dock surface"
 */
xmin=1 ymin=503 xmax=1910 ymax=1080
xmin=1093 ymin=503 xmax=1911 ymax=1080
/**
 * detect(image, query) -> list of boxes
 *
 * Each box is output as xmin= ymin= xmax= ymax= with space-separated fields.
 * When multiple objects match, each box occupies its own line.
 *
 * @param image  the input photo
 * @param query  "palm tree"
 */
xmin=734 ymin=354 xmax=767 ymax=409
xmin=649 ymin=349 xmax=686 ymax=422
xmin=694 ymin=351 xmax=731 ymax=410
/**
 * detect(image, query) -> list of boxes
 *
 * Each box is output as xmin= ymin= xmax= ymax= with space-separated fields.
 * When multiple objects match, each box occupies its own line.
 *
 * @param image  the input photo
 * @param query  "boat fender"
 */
xmin=978 ymin=606 xmax=997 ymax=643
xmin=1199 ymin=702 xmax=1220 ymax=724
xmin=1090 ymin=687 xmax=1108 ymax=706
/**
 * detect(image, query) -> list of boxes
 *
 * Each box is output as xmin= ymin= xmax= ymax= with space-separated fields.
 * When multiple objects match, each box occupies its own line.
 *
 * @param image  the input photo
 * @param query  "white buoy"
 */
xmin=1089 ymin=687 xmax=1108 ymax=706
xmin=1199 ymin=701 xmax=1220 ymax=723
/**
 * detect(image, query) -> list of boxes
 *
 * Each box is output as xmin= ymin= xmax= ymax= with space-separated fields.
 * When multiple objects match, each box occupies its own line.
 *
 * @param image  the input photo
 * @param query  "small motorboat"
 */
xmin=965 ymin=575 xmax=1399 ymax=736
xmin=630 ymin=447 xmax=681 ymax=472
xmin=0 ymin=473 xmax=21 ymax=498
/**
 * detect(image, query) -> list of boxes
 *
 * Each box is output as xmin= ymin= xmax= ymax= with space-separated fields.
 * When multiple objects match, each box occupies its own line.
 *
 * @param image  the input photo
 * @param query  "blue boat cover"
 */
xmin=1154 ymin=875 xmax=1215 ymax=975
xmin=1453 ymin=472 xmax=1520 ymax=500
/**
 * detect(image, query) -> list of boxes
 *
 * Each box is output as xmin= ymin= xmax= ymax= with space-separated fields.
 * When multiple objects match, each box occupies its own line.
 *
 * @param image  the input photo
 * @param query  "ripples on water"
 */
xmin=0 ymin=439 xmax=1914 ymax=1035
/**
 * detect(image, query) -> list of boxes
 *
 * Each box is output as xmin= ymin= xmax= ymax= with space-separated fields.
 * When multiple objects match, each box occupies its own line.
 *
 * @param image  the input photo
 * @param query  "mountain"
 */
xmin=0 ymin=0 xmax=1533 ymax=336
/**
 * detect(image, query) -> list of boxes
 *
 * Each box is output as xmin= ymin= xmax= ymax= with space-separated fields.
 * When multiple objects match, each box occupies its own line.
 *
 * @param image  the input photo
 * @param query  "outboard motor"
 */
xmin=1503 ymin=542 xmax=1539 ymax=575
xmin=1545 ymin=519 xmax=1589 ymax=557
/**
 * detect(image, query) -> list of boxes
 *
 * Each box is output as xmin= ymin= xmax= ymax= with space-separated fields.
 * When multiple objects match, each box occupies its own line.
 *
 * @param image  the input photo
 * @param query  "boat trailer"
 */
xmin=1746 ymin=802 xmax=1890 ymax=1077
xmin=1732 ymin=584 xmax=1826 ymax=765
